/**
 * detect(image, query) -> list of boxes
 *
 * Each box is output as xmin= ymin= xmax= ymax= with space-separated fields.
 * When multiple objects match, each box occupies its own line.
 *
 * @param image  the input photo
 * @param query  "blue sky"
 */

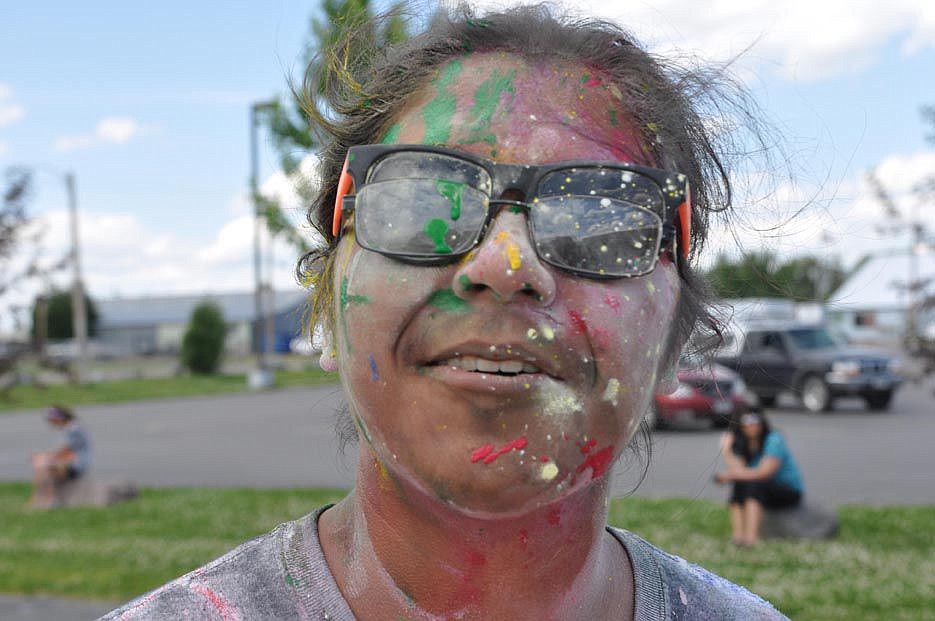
xmin=1 ymin=1 xmax=934 ymax=329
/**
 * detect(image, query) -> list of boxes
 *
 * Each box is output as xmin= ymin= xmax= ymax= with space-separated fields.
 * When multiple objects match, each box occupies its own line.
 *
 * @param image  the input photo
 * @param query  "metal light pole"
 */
xmin=248 ymin=100 xmax=277 ymax=389
xmin=65 ymin=172 xmax=88 ymax=382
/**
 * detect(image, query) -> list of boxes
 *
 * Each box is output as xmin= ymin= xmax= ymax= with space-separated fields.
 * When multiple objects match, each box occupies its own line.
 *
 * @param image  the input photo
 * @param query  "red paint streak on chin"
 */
xmin=590 ymin=327 xmax=613 ymax=351
xmin=470 ymin=444 xmax=495 ymax=463
xmin=578 ymin=438 xmax=597 ymax=454
xmin=576 ymin=445 xmax=615 ymax=479
xmin=568 ymin=310 xmax=588 ymax=335
xmin=190 ymin=584 xmax=239 ymax=621
xmin=471 ymin=437 xmax=527 ymax=465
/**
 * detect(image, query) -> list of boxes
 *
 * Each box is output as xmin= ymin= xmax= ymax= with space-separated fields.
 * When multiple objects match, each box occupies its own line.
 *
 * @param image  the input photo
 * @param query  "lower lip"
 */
xmin=422 ymin=364 xmax=553 ymax=394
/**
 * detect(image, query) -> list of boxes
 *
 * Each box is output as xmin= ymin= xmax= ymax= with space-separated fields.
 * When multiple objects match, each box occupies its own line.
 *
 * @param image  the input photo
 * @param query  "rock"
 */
xmin=761 ymin=500 xmax=839 ymax=539
xmin=54 ymin=477 xmax=139 ymax=508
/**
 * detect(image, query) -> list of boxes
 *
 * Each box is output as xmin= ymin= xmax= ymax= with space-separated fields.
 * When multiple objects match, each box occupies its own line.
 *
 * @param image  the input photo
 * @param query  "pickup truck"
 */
xmin=714 ymin=323 xmax=902 ymax=412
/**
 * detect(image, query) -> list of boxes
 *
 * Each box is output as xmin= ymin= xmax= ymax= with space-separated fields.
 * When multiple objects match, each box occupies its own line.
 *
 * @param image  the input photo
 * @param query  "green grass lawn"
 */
xmin=0 ymin=483 xmax=931 ymax=620
xmin=0 ymin=368 xmax=338 ymax=412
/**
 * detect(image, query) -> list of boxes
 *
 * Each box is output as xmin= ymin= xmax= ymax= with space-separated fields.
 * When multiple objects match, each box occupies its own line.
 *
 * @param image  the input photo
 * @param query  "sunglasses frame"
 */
xmin=332 ymin=144 xmax=692 ymax=276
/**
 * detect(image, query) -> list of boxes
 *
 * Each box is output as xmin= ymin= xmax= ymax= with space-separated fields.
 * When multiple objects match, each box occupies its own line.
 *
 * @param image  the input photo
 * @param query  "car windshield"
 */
xmin=787 ymin=327 xmax=838 ymax=349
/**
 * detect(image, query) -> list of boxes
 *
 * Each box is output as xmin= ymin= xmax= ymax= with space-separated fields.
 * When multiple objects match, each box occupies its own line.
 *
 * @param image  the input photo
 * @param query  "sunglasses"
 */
xmin=332 ymin=145 xmax=691 ymax=279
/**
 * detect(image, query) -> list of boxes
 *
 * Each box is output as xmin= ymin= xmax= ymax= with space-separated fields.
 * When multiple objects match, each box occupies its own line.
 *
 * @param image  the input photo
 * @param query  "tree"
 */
xmin=705 ymin=250 xmax=863 ymax=302
xmin=180 ymin=302 xmax=227 ymax=375
xmin=260 ymin=0 xmax=412 ymax=253
xmin=30 ymin=289 xmax=98 ymax=341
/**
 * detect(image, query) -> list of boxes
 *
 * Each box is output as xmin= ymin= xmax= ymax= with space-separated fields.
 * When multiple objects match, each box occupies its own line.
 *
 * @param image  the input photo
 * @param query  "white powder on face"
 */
xmin=540 ymin=382 xmax=583 ymax=419
xmin=602 ymin=378 xmax=621 ymax=407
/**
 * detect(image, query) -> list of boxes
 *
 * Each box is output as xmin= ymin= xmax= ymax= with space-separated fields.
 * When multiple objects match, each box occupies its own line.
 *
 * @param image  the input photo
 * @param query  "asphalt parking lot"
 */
xmin=2 ymin=377 xmax=932 ymax=505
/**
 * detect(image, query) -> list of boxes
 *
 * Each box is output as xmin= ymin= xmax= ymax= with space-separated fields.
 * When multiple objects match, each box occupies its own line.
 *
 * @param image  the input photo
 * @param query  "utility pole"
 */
xmin=65 ymin=172 xmax=87 ymax=382
xmin=248 ymin=100 xmax=277 ymax=389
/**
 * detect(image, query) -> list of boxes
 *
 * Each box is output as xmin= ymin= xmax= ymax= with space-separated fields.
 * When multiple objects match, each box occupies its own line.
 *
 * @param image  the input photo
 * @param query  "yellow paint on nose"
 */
xmin=494 ymin=230 xmax=522 ymax=270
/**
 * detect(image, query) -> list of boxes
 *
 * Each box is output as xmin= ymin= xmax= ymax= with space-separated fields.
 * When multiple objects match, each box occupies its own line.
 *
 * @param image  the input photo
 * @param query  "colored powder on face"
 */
xmin=470 ymin=443 xmax=495 ymax=463
xmin=494 ymin=230 xmax=522 ymax=270
xmin=576 ymin=445 xmax=615 ymax=479
xmin=285 ymin=573 xmax=300 ymax=587
xmin=368 ymin=354 xmax=379 ymax=382
xmin=507 ymin=204 xmax=524 ymax=214
xmin=547 ymin=508 xmax=561 ymax=526
xmin=460 ymin=68 xmax=517 ymax=145
xmin=604 ymin=293 xmax=622 ymax=313
xmin=609 ymin=109 xmax=620 ymax=127
xmin=423 ymin=60 xmax=462 ymax=144
xmin=540 ymin=462 xmax=559 ymax=481
xmin=647 ymin=281 xmax=657 ymax=294
xmin=472 ymin=436 xmax=527 ymax=465
xmin=526 ymin=328 xmax=538 ymax=340
xmin=579 ymin=438 xmax=597 ymax=454
xmin=458 ymin=274 xmax=473 ymax=291
xmin=542 ymin=384 xmax=583 ymax=418
xmin=340 ymin=277 xmax=371 ymax=312
xmin=585 ymin=76 xmax=603 ymax=87
xmin=518 ymin=529 xmax=529 ymax=546
xmin=427 ymin=288 xmax=472 ymax=314
xmin=541 ymin=325 xmax=555 ymax=341
xmin=602 ymin=378 xmax=621 ymax=407
xmin=380 ymin=123 xmax=402 ymax=144
xmin=435 ymin=179 xmax=463 ymax=220
xmin=568 ymin=310 xmax=588 ymax=335
xmin=424 ymin=218 xmax=453 ymax=254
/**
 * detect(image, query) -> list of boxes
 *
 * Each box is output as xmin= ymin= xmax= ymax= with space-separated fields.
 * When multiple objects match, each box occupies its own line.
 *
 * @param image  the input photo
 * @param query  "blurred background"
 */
xmin=1 ymin=1 xmax=933 ymax=620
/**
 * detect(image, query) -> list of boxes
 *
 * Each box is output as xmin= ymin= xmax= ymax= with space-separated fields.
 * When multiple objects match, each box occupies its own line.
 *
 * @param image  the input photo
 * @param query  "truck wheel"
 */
xmin=800 ymin=376 xmax=832 ymax=413
xmin=865 ymin=391 xmax=893 ymax=411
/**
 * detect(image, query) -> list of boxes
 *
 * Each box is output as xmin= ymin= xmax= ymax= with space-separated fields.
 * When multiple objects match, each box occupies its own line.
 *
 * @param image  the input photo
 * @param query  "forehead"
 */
xmin=386 ymin=53 xmax=649 ymax=166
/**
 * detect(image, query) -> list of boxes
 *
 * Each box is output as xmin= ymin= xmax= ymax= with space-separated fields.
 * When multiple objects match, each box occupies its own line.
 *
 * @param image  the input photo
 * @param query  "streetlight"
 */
xmin=27 ymin=166 xmax=87 ymax=382
xmin=248 ymin=99 xmax=277 ymax=389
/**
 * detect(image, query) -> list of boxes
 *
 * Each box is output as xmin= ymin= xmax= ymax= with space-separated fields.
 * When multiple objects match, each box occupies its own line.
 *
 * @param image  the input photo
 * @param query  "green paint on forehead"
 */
xmin=459 ymin=68 xmax=516 ymax=146
xmin=427 ymin=288 xmax=472 ymax=314
xmin=422 ymin=59 xmax=463 ymax=144
xmin=380 ymin=123 xmax=402 ymax=144
xmin=423 ymin=218 xmax=453 ymax=254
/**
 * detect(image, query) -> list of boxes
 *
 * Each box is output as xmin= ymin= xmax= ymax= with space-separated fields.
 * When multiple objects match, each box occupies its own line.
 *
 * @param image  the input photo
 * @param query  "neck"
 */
xmin=319 ymin=448 xmax=633 ymax=620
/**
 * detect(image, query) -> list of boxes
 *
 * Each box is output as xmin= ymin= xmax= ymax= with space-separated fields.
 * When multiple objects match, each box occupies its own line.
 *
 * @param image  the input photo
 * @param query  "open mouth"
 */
xmin=433 ymin=356 xmax=542 ymax=377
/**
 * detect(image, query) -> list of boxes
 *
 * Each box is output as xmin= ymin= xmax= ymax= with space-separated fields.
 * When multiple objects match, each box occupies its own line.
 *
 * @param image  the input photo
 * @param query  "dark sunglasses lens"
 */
xmin=355 ymin=179 xmax=489 ymax=258
xmin=531 ymin=196 xmax=662 ymax=277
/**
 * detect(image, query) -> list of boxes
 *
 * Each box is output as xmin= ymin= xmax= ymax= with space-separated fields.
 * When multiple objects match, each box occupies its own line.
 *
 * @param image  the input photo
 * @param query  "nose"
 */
xmin=452 ymin=205 xmax=556 ymax=305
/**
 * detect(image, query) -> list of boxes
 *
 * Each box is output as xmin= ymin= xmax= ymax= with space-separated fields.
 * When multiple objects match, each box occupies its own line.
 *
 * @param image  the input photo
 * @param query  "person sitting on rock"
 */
xmin=715 ymin=408 xmax=804 ymax=546
xmin=29 ymin=404 xmax=91 ymax=508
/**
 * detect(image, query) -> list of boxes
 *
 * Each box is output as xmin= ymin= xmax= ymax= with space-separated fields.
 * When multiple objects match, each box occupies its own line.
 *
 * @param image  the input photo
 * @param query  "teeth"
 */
xmin=443 ymin=356 xmax=541 ymax=374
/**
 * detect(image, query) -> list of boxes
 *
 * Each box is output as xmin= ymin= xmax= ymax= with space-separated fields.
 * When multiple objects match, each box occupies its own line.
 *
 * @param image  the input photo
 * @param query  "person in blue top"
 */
xmin=715 ymin=408 xmax=804 ymax=546
xmin=29 ymin=404 xmax=91 ymax=508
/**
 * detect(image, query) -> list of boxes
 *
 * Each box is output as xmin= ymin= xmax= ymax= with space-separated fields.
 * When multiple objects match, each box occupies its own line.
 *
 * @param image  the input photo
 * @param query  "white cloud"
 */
xmin=0 ymin=141 xmax=8 ymax=156
xmin=464 ymin=0 xmax=935 ymax=81
xmin=54 ymin=116 xmax=151 ymax=152
xmin=0 ymin=83 xmax=25 ymax=128
xmin=703 ymin=149 xmax=935 ymax=271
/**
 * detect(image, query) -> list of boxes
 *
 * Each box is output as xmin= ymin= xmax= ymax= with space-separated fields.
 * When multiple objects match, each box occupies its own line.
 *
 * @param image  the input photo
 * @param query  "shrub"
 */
xmin=180 ymin=302 xmax=226 ymax=375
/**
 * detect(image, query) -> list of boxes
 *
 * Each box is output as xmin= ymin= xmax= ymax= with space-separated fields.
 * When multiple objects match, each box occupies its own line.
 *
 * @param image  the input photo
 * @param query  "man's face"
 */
xmin=332 ymin=53 xmax=680 ymax=513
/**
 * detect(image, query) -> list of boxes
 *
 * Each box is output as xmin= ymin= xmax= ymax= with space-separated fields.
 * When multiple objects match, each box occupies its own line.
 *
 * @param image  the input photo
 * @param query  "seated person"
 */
xmin=29 ymin=404 xmax=91 ymax=508
xmin=715 ymin=408 xmax=803 ymax=546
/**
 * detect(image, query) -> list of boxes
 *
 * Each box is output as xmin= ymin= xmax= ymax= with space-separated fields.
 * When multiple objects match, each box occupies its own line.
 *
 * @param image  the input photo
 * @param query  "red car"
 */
xmin=650 ymin=359 xmax=752 ymax=429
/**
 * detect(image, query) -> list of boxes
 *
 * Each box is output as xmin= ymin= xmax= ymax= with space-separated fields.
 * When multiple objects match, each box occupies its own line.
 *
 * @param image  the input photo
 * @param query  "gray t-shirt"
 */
xmin=100 ymin=507 xmax=786 ymax=620
xmin=65 ymin=422 xmax=90 ymax=474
